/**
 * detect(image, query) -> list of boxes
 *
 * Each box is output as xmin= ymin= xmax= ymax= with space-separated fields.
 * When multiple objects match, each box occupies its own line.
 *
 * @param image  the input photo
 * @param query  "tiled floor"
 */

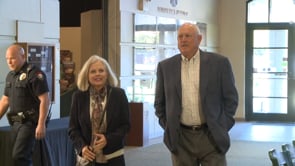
xmin=144 ymin=120 xmax=295 ymax=146
xmin=229 ymin=120 xmax=295 ymax=142
xmin=125 ymin=120 xmax=293 ymax=166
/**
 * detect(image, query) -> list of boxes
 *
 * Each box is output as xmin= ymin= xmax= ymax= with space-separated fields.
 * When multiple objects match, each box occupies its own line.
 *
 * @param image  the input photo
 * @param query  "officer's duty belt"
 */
xmin=7 ymin=112 xmax=27 ymax=125
xmin=10 ymin=115 xmax=24 ymax=123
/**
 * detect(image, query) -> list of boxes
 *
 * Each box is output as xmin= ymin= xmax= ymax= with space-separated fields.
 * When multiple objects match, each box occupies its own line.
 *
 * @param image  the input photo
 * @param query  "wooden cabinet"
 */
xmin=125 ymin=102 xmax=149 ymax=146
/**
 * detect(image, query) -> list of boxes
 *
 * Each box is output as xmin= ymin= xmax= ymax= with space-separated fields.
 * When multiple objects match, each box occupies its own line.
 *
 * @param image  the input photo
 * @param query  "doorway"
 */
xmin=245 ymin=23 xmax=295 ymax=121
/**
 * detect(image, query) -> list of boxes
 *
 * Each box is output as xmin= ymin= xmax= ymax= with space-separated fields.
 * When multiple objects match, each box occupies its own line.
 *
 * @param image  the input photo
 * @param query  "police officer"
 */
xmin=0 ymin=44 xmax=50 ymax=166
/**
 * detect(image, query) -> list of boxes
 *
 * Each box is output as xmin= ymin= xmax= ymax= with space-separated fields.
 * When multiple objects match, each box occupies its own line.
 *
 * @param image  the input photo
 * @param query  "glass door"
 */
xmin=245 ymin=23 xmax=295 ymax=121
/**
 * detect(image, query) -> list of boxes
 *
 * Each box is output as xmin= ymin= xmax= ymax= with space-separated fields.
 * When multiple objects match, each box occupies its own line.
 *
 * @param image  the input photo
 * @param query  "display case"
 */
xmin=16 ymin=43 xmax=55 ymax=102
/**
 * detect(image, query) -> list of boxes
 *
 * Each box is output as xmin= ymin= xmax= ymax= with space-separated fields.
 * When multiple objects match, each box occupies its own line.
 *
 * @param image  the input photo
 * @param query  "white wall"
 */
xmin=219 ymin=0 xmax=246 ymax=119
xmin=0 ymin=0 xmax=60 ymax=126
xmin=120 ymin=0 xmax=219 ymax=51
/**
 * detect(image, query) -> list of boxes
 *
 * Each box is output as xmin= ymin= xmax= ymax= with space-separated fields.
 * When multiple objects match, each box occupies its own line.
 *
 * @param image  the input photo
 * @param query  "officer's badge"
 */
xmin=19 ymin=73 xmax=26 ymax=81
xmin=37 ymin=72 xmax=44 ymax=80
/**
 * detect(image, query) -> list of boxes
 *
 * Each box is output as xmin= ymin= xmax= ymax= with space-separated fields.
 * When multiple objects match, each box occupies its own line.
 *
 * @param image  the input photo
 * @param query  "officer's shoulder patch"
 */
xmin=36 ymin=72 xmax=44 ymax=80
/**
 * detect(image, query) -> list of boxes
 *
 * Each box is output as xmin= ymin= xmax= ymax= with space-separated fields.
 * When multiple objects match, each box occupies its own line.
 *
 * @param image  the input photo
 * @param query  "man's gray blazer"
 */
xmin=154 ymin=50 xmax=239 ymax=154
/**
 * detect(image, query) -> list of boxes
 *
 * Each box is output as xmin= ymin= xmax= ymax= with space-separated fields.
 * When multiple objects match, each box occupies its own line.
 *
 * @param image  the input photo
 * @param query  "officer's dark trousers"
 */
xmin=11 ymin=121 xmax=35 ymax=166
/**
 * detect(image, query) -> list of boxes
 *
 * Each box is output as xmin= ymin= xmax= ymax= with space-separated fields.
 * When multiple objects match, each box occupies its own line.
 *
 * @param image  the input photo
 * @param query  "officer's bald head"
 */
xmin=7 ymin=44 xmax=25 ymax=56
xmin=5 ymin=44 xmax=26 ymax=71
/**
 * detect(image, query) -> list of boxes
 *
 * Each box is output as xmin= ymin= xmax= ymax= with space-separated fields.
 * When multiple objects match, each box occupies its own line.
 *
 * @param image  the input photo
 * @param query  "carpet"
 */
xmin=125 ymin=141 xmax=286 ymax=166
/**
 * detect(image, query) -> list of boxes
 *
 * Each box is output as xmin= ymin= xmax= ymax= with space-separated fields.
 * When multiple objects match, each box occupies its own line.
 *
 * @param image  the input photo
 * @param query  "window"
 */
xmin=247 ymin=0 xmax=295 ymax=23
xmin=120 ymin=13 xmax=196 ymax=103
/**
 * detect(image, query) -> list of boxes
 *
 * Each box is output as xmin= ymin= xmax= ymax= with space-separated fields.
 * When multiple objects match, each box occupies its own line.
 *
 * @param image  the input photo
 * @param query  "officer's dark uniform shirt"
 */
xmin=4 ymin=62 xmax=49 ymax=113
